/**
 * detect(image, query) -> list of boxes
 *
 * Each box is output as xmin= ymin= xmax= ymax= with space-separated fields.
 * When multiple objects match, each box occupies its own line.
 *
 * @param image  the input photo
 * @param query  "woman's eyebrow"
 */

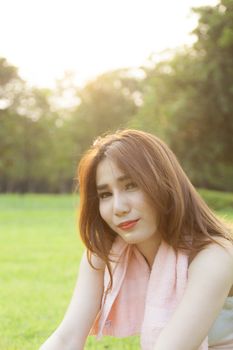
xmin=96 ymin=175 xmax=130 ymax=191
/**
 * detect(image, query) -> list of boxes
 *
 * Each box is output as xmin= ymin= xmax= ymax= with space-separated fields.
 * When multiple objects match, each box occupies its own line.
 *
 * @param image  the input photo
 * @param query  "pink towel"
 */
xmin=90 ymin=236 xmax=208 ymax=350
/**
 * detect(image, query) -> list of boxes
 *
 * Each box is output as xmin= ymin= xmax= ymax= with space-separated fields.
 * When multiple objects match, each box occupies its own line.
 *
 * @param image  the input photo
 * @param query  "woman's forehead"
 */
xmin=96 ymin=158 xmax=130 ymax=187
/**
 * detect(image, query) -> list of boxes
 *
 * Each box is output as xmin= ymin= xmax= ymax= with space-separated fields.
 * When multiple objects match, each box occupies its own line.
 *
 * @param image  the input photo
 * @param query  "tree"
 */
xmin=68 ymin=69 xmax=142 ymax=157
xmin=131 ymin=0 xmax=233 ymax=190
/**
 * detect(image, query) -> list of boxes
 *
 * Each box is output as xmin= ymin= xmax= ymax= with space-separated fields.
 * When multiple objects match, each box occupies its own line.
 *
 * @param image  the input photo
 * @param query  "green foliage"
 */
xmin=0 ymin=57 xmax=19 ymax=86
xmin=68 ymin=69 xmax=141 ymax=153
xmin=1 ymin=0 xmax=233 ymax=192
xmin=0 ymin=89 xmax=65 ymax=192
xmin=0 ymin=64 xmax=141 ymax=192
xmin=198 ymin=188 xmax=233 ymax=211
xmin=131 ymin=0 xmax=233 ymax=190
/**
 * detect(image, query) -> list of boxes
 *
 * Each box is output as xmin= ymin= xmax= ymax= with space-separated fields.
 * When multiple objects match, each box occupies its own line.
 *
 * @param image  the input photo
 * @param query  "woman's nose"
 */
xmin=113 ymin=193 xmax=130 ymax=216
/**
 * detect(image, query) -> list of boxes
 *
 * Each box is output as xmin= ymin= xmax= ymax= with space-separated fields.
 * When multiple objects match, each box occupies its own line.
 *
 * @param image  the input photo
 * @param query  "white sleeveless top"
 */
xmin=208 ymin=296 xmax=233 ymax=347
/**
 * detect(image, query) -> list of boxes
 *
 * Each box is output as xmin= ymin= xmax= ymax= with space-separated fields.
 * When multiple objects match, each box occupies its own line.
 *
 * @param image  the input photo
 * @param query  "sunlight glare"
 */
xmin=0 ymin=0 xmax=219 ymax=87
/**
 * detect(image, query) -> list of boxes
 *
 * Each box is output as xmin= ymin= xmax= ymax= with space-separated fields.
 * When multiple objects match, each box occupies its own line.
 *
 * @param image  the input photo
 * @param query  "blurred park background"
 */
xmin=0 ymin=0 xmax=233 ymax=349
xmin=0 ymin=0 xmax=233 ymax=193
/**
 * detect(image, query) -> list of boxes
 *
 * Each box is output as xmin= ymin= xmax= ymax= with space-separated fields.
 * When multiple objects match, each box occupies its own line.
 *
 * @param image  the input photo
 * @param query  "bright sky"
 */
xmin=0 ymin=0 xmax=218 ymax=88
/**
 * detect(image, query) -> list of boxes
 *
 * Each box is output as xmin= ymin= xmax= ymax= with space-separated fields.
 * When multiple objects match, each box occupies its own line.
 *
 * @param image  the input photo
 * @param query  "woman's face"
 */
xmin=96 ymin=158 xmax=159 ymax=245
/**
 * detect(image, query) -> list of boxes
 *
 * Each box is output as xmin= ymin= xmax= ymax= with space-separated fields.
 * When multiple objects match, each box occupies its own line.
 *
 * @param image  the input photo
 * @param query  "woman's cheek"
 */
xmin=99 ymin=202 xmax=109 ymax=222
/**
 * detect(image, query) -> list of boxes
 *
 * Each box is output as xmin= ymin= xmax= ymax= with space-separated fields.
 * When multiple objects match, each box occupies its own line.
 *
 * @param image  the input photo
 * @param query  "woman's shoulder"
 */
xmin=81 ymin=250 xmax=106 ymax=270
xmin=188 ymin=236 xmax=233 ymax=265
xmin=187 ymin=236 xmax=233 ymax=288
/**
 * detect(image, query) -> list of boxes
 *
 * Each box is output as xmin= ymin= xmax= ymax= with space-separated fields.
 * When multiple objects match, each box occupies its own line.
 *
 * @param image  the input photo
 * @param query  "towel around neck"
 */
xmin=90 ymin=236 xmax=208 ymax=350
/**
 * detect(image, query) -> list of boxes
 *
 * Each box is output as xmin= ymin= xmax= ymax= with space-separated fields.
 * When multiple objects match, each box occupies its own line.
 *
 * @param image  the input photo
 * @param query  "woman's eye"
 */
xmin=98 ymin=192 xmax=111 ymax=199
xmin=125 ymin=182 xmax=137 ymax=190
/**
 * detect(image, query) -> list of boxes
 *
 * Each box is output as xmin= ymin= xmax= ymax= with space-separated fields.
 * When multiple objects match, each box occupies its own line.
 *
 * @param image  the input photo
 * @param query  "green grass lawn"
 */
xmin=0 ymin=194 xmax=140 ymax=350
xmin=0 ymin=192 xmax=232 ymax=350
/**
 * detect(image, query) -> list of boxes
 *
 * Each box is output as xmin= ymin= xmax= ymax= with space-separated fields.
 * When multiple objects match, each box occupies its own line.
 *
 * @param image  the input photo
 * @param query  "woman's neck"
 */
xmin=136 ymin=234 xmax=162 ymax=270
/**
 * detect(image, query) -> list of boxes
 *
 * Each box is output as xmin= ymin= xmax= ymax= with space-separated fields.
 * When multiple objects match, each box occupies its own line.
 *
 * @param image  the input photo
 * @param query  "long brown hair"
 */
xmin=76 ymin=129 xmax=232 ymax=289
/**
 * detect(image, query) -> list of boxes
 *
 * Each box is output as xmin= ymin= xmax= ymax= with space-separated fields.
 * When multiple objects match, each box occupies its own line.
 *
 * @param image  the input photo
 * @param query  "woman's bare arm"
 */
xmin=153 ymin=239 xmax=233 ymax=350
xmin=39 ymin=250 xmax=105 ymax=350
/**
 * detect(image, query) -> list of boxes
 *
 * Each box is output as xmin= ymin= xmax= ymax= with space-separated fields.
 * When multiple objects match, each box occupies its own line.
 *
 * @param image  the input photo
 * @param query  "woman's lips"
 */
xmin=117 ymin=219 xmax=140 ymax=230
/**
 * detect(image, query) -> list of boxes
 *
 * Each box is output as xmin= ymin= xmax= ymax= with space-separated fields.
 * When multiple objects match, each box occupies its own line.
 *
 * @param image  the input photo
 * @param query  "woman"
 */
xmin=39 ymin=129 xmax=233 ymax=350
